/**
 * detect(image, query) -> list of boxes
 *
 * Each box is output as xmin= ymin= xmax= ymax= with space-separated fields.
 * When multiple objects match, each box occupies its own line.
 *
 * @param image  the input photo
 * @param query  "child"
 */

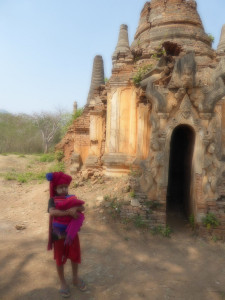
xmin=46 ymin=171 xmax=86 ymax=298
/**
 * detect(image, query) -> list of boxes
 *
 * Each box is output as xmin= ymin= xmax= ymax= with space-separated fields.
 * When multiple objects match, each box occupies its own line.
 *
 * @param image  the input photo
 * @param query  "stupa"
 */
xmin=57 ymin=0 xmax=225 ymax=238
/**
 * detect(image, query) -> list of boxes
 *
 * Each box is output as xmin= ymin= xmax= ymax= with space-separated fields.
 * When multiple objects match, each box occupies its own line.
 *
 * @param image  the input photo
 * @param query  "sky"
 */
xmin=0 ymin=0 xmax=225 ymax=115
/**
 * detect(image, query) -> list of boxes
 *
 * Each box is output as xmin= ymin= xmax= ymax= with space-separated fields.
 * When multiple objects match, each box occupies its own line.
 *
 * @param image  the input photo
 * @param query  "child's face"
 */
xmin=55 ymin=184 xmax=69 ymax=196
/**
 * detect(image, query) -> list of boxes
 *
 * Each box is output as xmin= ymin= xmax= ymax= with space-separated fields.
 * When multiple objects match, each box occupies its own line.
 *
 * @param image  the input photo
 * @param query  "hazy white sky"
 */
xmin=0 ymin=0 xmax=225 ymax=114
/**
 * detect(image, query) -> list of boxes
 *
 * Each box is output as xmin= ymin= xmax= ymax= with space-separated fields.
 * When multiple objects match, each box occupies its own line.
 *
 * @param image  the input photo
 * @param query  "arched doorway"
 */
xmin=166 ymin=125 xmax=195 ymax=228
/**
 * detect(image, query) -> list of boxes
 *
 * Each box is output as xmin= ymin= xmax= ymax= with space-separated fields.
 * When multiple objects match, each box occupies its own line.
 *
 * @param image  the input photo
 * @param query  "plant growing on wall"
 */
xmin=202 ymin=212 xmax=220 ymax=229
xmin=133 ymin=64 xmax=153 ymax=85
xmin=189 ymin=214 xmax=196 ymax=230
xmin=55 ymin=150 xmax=64 ymax=162
xmin=207 ymin=33 xmax=215 ymax=44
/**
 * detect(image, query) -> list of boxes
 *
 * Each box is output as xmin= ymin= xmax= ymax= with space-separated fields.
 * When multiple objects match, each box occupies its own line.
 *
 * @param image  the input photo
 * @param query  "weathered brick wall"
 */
xmin=120 ymin=174 xmax=225 ymax=239
xmin=131 ymin=0 xmax=213 ymax=58
xmin=55 ymin=107 xmax=91 ymax=161
xmin=218 ymin=178 xmax=225 ymax=196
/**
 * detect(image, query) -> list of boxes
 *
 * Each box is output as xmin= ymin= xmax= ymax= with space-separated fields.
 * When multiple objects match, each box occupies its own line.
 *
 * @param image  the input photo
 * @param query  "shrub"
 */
xmin=133 ymin=64 xmax=153 ymax=85
xmin=129 ymin=190 xmax=136 ymax=198
xmin=144 ymin=200 xmax=162 ymax=210
xmin=151 ymin=225 xmax=172 ymax=238
xmin=189 ymin=214 xmax=195 ymax=230
xmin=17 ymin=173 xmax=33 ymax=183
xmin=35 ymin=171 xmax=46 ymax=181
xmin=39 ymin=153 xmax=55 ymax=162
xmin=48 ymin=162 xmax=65 ymax=173
xmin=4 ymin=173 xmax=17 ymax=180
xmin=207 ymin=33 xmax=215 ymax=44
xmin=202 ymin=213 xmax=220 ymax=229
xmin=161 ymin=225 xmax=172 ymax=237
xmin=55 ymin=150 xmax=64 ymax=162
xmin=133 ymin=215 xmax=148 ymax=229
xmin=4 ymin=170 xmax=49 ymax=183
xmin=106 ymin=196 xmax=121 ymax=218
xmin=104 ymin=195 xmax=110 ymax=201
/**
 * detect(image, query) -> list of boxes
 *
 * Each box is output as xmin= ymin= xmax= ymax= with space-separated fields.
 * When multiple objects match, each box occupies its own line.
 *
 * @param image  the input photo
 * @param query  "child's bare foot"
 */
xmin=73 ymin=278 xmax=87 ymax=292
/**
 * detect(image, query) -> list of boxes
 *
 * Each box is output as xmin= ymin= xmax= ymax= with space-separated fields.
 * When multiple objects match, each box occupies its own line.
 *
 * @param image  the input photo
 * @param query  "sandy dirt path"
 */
xmin=0 ymin=155 xmax=225 ymax=300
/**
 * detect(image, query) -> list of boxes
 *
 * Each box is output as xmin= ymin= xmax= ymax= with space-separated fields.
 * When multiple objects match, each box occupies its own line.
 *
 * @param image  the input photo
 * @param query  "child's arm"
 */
xmin=49 ymin=207 xmax=79 ymax=219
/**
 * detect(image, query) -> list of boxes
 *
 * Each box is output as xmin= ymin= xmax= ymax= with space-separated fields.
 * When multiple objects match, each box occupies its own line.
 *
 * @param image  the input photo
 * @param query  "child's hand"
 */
xmin=67 ymin=207 xmax=78 ymax=219
xmin=76 ymin=205 xmax=85 ymax=212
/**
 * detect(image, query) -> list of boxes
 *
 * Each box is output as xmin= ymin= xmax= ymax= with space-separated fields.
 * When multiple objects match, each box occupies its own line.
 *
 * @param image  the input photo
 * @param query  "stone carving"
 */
xmin=165 ymin=92 xmax=202 ymax=136
xmin=150 ymin=111 xmax=160 ymax=133
xmin=139 ymin=149 xmax=165 ymax=198
xmin=206 ymin=114 xmax=221 ymax=158
xmin=140 ymin=114 xmax=165 ymax=198
xmin=168 ymin=52 xmax=197 ymax=89
xmin=175 ymin=88 xmax=186 ymax=101
xmin=180 ymin=94 xmax=192 ymax=119
xmin=202 ymin=143 xmax=220 ymax=198
xmin=140 ymin=73 xmax=167 ymax=112
xmin=200 ymin=58 xmax=225 ymax=112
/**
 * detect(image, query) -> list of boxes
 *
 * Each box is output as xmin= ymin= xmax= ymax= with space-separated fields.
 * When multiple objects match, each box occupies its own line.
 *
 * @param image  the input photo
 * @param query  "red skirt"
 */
xmin=53 ymin=234 xmax=81 ymax=266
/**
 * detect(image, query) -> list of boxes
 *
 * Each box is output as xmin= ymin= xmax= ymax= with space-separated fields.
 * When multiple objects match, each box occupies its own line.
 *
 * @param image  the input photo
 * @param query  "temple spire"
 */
xmin=112 ymin=24 xmax=130 ymax=61
xmin=217 ymin=24 xmax=225 ymax=54
xmin=86 ymin=55 xmax=104 ymax=105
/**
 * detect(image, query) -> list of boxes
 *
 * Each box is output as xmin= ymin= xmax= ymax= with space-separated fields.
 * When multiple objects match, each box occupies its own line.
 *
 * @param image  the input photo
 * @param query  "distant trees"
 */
xmin=0 ymin=113 xmax=43 ymax=153
xmin=32 ymin=111 xmax=63 ymax=154
xmin=0 ymin=107 xmax=84 ymax=154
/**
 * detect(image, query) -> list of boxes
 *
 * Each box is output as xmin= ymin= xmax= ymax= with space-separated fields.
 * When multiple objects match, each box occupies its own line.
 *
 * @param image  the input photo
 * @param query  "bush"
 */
xmin=39 ymin=153 xmax=55 ymax=162
xmin=151 ymin=225 xmax=172 ymax=237
xmin=55 ymin=150 xmax=64 ymax=162
xmin=129 ymin=190 xmax=136 ymax=198
xmin=133 ymin=215 xmax=148 ymax=229
xmin=4 ymin=173 xmax=17 ymax=180
xmin=133 ymin=64 xmax=152 ymax=85
xmin=4 ymin=170 xmax=49 ymax=183
xmin=202 ymin=213 xmax=220 ymax=229
xmin=48 ymin=162 xmax=65 ymax=173
xmin=207 ymin=33 xmax=215 ymax=44
xmin=189 ymin=214 xmax=195 ymax=230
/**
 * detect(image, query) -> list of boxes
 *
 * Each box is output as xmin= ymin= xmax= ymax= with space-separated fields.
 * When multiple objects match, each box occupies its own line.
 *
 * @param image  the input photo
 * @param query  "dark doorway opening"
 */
xmin=166 ymin=125 xmax=195 ymax=228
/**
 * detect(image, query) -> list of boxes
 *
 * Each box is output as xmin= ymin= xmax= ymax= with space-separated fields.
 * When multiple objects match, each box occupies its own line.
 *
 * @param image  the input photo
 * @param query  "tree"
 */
xmin=0 ymin=113 xmax=42 ymax=153
xmin=33 ymin=110 xmax=63 ymax=153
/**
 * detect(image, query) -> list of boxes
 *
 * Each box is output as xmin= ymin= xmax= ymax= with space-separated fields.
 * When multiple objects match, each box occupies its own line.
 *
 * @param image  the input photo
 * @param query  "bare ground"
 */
xmin=0 ymin=155 xmax=225 ymax=300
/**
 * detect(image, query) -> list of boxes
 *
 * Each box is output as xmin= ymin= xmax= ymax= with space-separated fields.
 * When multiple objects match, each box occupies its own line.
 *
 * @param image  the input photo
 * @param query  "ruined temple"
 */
xmin=57 ymin=0 xmax=225 ymax=237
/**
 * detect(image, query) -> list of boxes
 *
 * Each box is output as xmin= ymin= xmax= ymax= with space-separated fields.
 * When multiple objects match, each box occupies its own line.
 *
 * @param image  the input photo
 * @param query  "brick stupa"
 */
xmin=57 ymin=0 xmax=225 ymax=238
